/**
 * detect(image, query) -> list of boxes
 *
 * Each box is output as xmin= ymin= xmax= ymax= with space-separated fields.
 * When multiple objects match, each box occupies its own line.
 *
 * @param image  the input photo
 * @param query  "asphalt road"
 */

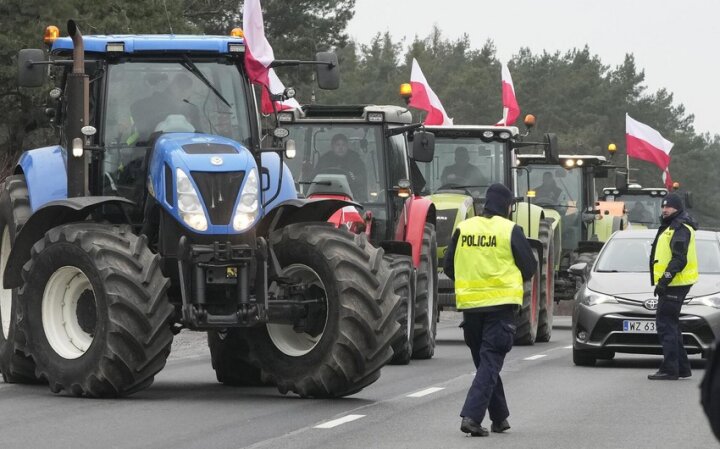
xmin=0 ymin=314 xmax=716 ymax=449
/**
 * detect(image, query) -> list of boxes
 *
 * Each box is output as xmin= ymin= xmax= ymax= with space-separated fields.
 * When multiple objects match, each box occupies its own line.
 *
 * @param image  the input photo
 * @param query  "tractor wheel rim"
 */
xmin=267 ymin=264 xmax=328 ymax=357
xmin=0 ymin=227 xmax=11 ymax=339
xmin=42 ymin=266 xmax=97 ymax=360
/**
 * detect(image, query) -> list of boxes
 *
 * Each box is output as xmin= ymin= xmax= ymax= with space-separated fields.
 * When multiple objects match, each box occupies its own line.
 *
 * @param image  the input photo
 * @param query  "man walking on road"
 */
xmin=648 ymin=193 xmax=698 ymax=380
xmin=444 ymin=183 xmax=537 ymax=436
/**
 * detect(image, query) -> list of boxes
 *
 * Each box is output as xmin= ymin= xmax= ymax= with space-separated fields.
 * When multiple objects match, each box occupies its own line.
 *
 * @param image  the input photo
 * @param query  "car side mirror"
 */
xmin=410 ymin=130 xmax=435 ymax=162
xmin=569 ymin=262 xmax=588 ymax=278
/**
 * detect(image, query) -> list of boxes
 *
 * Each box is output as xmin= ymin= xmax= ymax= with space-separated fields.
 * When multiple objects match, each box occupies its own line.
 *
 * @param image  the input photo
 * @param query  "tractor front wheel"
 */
xmin=412 ymin=224 xmax=439 ymax=359
xmin=536 ymin=219 xmax=556 ymax=343
xmin=19 ymin=224 xmax=174 ymax=397
xmin=246 ymin=223 xmax=401 ymax=398
xmin=515 ymin=247 xmax=541 ymax=345
xmin=388 ymin=255 xmax=415 ymax=365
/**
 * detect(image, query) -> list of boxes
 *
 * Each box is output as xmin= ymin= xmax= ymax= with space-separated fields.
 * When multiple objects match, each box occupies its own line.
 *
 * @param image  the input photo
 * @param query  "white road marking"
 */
xmin=564 ymin=345 xmax=573 ymax=349
xmin=407 ymin=387 xmax=445 ymax=398
xmin=523 ymin=354 xmax=547 ymax=360
xmin=314 ymin=414 xmax=366 ymax=429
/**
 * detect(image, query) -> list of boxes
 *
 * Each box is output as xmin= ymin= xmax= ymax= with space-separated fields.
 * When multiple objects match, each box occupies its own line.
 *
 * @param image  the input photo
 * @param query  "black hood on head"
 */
xmin=483 ymin=183 xmax=513 ymax=217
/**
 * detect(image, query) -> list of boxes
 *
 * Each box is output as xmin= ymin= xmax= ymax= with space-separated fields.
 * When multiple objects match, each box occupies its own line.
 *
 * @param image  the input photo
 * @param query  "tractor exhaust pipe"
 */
xmin=65 ymin=19 xmax=89 ymax=197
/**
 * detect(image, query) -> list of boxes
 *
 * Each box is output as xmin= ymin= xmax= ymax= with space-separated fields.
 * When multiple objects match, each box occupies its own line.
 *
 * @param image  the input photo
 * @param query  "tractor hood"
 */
xmin=147 ymin=133 xmax=260 ymax=235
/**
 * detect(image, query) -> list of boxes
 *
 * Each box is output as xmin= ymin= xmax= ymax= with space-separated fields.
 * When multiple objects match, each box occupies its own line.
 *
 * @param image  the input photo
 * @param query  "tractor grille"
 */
xmin=435 ymin=209 xmax=458 ymax=247
xmin=191 ymin=171 xmax=245 ymax=225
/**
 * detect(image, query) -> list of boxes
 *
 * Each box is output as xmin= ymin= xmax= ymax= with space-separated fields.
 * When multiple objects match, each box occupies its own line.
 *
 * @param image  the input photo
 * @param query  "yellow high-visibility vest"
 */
xmin=454 ymin=215 xmax=524 ymax=309
xmin=653 ymin=224 xmax=698 ymax=286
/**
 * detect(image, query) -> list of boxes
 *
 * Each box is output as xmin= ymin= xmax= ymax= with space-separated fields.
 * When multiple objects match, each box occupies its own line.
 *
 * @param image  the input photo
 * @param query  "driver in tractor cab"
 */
xmin=533 ymin=171 xmax=562 ymax=205
xmin=441 ymin=146 xmax=486 ymax=187
xmin=315 ymin=133 xmax=368 ymax=201
xmin=130 ymin=72 xmax=202 ymax=143
xmin=629 ymin=201 xmax=653 ymax=223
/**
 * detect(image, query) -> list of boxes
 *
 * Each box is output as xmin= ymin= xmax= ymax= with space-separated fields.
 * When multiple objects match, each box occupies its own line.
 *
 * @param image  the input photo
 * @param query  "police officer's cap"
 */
xmin=661 ymin=193 xmax=684 ymax=212
xmin=484 ymin=183 xmax=514 ymax=215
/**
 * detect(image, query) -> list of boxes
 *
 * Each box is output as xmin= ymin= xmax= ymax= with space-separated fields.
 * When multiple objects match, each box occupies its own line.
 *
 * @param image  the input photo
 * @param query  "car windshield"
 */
xmin=419 ymin=138 xmax=506 ymax=196
xmin=516 ymin=164 xmax=584 ymax=250
xmin=595 ymin=237 xmax=720 ymax=273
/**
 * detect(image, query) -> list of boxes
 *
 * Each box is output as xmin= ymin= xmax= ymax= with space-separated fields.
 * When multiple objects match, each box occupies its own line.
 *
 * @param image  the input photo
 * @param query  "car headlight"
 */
xmin=578 ymin=287 xmax=617 ymax=306
xmin=176 ymin=168 xmax=208 ymax=231
xmin=233 ymin=168 xmax=259 ymax=231
xmin=688 ymin=294 xmax=720 ymax=308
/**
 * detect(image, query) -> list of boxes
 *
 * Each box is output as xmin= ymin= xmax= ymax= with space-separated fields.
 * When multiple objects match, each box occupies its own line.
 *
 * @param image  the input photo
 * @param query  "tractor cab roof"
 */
xmin=277 ymin=104 xmax=413 ymax=125
xmin=50 ymin=35 xmax=245 ymax=56
xmin=516 ymin=153 xmax=608 ymax=167
xmin=602 ymin=186 xmax=668 ymax=197
xmin=423 ymin=124 xmax=520 ymax=140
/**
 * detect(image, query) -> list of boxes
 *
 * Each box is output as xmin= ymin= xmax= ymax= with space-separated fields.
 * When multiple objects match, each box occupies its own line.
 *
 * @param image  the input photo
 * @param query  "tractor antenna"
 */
xmin=162 ymin=0 xmax=174 ymax=34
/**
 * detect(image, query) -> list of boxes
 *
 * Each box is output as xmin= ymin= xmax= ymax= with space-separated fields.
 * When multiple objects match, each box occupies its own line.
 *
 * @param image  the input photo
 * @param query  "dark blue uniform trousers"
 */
xmin=656 ymin=286 xmax=692 ymax=376
xmin=460 ymin=307 xmax=516 ymax=424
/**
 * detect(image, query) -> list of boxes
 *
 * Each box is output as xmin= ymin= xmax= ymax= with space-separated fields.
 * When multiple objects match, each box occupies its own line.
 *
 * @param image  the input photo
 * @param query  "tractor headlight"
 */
xmin=176 ymin=168 xmax=208 ymax=231
xmin=688 ymin=293 xmax=720 ymax=308
xmin=578 ymin=287 xmax=617 ymax=306
xmin=233 ymin=168 xmax=259 ymax=231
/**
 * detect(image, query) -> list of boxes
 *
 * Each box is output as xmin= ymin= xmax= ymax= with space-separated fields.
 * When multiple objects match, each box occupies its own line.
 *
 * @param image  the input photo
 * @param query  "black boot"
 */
xmin=647 ymin=371 xmax=678 ymax=380
xmin=491 ymin=419 xmax=511 ymax=433
xmin=460 ymin=417 xmax=489 ymax=437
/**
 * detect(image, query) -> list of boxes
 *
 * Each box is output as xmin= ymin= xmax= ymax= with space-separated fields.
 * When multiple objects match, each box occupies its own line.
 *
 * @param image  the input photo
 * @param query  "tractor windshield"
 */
xmin=102 ymin=60 xmax=252 ymax=202
xmin=420 ymin=138 xmax=506 ymax=196
xmin=517 ymin=164 xmax=584 ymax=249
xmin=616 ymin=195 xmax=663 ymax=227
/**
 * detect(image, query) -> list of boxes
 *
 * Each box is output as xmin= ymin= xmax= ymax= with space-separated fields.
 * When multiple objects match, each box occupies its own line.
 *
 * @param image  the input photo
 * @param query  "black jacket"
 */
xmin=443 ymin=213 xmax=537 ymax=283
xmin=649 ymin=211 xmax=699 ymax=287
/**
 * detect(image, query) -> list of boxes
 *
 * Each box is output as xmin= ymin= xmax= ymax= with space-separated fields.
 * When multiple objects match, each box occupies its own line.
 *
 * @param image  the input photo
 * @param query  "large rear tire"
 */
xmin=388 ymin=255 xmax=415 ymax=365
xmin=19 ymin=224 xmax=174 ymax=397
xmin=208 ymin=329 xmax=266 ymax=386
xmin=515 ymin=247 xmax=541 ymax=345
xmin=246 ymin=223 xmax=401 ymax=398
xmin=412 ymin=224 xmax=439 ymax=359
xmin=0 ymin=175 xmax=40 ymax=384
xmin=536 ymin=219 xmax=555 ymax=343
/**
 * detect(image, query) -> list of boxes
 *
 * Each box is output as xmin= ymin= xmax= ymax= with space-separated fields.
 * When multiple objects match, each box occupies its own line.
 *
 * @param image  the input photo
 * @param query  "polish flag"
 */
xmin=260 ymin=69 xmax=301 ymax=114
xmin=408 ymin=59 xmax=453 ymax=126
xmin=243 ymin=0 xmax=273 ymax=87
xmin=626 ymin=114 xmax=674 ymax=188
xmin=496 ymin=62 xmax=520 ymax=126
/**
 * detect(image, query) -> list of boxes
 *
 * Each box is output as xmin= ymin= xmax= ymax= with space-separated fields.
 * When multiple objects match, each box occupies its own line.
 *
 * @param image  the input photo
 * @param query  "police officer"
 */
xmin=648 ymin=193 xmax=698 ymax=380
xmin=444 ymin=183 xmax=537 ymax=436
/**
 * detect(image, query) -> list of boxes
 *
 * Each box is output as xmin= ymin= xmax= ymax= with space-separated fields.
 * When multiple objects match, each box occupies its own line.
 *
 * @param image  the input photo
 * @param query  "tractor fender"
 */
xmin=3 ymin=196 xmax=134 ymax=289
xmin=261 ymin=152 xmax=298 ymax=213
xmin=256 ymin=198 xmax=359 ymax=237
xmin=527 ymin=237 xmax=544 ymax=274
xmin=15 ymin=145 xmax=68 ymax=211
xmin=512 ymin=202 xmax=545 ymax=240
xmin=403 ymin=196 xmax=436 ymax=267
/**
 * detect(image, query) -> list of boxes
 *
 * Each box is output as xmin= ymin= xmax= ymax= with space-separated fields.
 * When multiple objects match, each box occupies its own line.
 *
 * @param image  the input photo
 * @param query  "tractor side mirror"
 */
xmin=568 ymin=262 xmax=588 ymax=278
xmin=615 ymin=172 xmax=628 ymax=191
xmin=410 ymin=131 xmax=435 ymax=162
xmin=544 ymin=133 xmax=559 ymax=164
xmin=315 ymin=52 xmax=340 ymax=90
xmin=18 ymin=49 xmax=48 ymax=88
xmin=595 ymin=166 xmax=609 ymax=179
xmin=684 ymin=191 xmax=694 ymax=209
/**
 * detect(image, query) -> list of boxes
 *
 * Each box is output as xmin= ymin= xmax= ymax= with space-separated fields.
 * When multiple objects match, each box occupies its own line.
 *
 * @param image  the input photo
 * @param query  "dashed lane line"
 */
xmin=523 ymin=354 xmax=547 ymax=361
xmin=314 ymin=414 xmax=366 ymax=429
xmin=407 ymin=387 xmax=445 ymax=398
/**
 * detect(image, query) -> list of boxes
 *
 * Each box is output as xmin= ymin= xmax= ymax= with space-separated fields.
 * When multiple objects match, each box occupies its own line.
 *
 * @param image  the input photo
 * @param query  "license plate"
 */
xmin=623 ymin=320 xmax=656 ymax=333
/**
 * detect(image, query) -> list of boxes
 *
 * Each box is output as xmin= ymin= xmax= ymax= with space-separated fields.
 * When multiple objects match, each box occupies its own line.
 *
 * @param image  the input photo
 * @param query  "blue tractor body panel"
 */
xmin=17 ymin=145 xmax=68 ymax=211
xmin=260 ymin=152 xmax=298 ymax=213
xmin=51 ymin=35 xmax=244 ymax=55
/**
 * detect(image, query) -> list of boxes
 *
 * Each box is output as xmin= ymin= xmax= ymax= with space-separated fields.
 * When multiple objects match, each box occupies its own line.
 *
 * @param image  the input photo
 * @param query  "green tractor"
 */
xmin=419 ymin=125 xmax=558 ymax=344
xmin=601 ymin=184 xmax=668 ymax=229
xmin=514 ymin=153 xmax=628 ymax=301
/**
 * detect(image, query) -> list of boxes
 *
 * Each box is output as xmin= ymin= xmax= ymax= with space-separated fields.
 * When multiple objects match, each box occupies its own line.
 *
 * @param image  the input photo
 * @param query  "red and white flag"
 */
xmin=625 ymin=114 xmax=674 ymax=188
xmin=408 ymin=58 xmax=453 ymax=126
xmin=260 ymin=68 xmax=301 ymax=114
xmin=496 ymin=62 xmax=520 ymax=126
xmin=243 ymin=0 xmax=273 ymax=87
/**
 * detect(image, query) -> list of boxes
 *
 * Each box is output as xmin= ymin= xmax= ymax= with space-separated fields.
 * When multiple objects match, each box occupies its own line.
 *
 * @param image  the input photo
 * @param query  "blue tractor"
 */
xmin=0 ymin=21 xmax=404 ymax=398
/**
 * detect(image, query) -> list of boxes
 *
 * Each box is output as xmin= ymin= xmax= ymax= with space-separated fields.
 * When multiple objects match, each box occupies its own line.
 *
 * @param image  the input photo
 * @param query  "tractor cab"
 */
xmin=601 ymin=184 xmax=668 ymax=229
xmin=279 ymin=105 xmax=435 ymax=247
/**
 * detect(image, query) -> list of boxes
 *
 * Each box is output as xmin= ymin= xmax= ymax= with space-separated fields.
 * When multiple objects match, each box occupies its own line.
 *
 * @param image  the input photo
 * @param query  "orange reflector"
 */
xmin=44 ymin=25 xmax=60 ymax=45
xmin=523 ymin=114 xmax=536 ymax=128
xmin=230 ymin=27 xmax=244 ymax=38
xmin=399 ymin=83 xmax=412 ymax=98
xmin=672 ymin=181 xmax=680 ymax=190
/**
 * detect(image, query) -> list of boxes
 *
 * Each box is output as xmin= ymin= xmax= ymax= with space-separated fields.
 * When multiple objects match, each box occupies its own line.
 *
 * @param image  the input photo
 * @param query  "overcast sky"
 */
xmin=347 ymin=0 xmax=719 ymax=136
